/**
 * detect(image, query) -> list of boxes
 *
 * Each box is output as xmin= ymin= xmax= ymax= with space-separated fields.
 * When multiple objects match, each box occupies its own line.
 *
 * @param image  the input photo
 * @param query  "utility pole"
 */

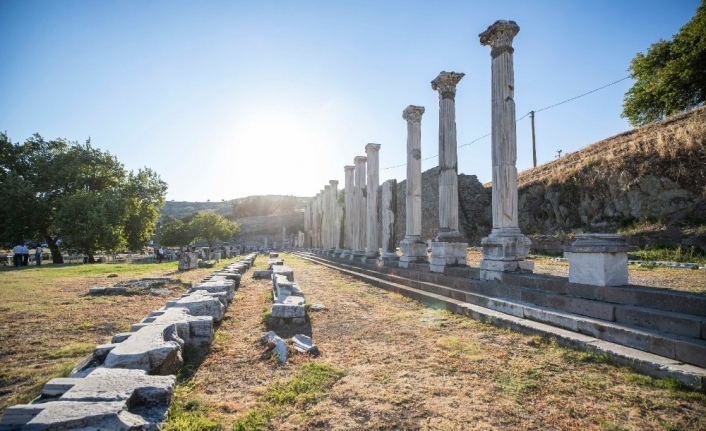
xmin=530 ymin=110 xmax=537 ymax=168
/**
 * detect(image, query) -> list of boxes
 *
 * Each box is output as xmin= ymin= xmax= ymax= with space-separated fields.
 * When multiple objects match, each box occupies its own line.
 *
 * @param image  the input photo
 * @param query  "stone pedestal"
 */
xmin=565 ymin=234 xmax=636 ymax=287
xmin=429 ymin=242 xmax=467 ymax=273
xmin=399 ymin=238 xmax=428 ymax=268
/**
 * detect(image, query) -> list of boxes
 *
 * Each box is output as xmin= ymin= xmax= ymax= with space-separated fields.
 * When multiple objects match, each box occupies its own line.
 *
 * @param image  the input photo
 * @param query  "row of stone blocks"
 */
xmin=0 ymin=253 xmax=258 ymax=431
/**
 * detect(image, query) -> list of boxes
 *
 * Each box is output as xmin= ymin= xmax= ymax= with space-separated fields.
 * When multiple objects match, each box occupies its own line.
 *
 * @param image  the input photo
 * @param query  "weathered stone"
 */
xmin=292 ymin=334 xmax=319 ymax=354
xmin=164 ymin=291 xmax=225 ymax=321
xmin=178 ymin=252 xmax=198 ymax=271
xmin=260 ymin=331 xmax=288 ymax=364
xmin=479 ymin=20 xmax=532 ymax=278
xmin=103 ymin=324 xmax=184 ymax=375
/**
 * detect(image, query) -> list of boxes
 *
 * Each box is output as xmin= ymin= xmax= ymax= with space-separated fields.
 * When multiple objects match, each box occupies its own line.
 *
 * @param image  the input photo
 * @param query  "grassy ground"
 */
xmin=0 ymin=257 xmax=241 ymax=412
xmin=162 ymin=254 xmax=706 ymax=431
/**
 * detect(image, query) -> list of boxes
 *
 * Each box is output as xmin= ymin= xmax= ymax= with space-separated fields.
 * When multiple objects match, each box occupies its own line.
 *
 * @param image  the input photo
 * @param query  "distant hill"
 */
xmin=160 ymin=195 xmax=310 ymax=220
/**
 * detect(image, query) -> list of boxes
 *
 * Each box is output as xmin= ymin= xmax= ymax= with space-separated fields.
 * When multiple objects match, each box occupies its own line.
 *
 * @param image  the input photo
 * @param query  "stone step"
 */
xmin=306 ymin=253 xmax=706 ymax=342
xmin=298 ymin=252 xmax=706 ymax=374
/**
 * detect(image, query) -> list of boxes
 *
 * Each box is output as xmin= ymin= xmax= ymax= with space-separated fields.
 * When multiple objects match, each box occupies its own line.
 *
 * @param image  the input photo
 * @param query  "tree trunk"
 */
xmin=45 ymin=235 xmax=63 ymax=264
xmin=88 ymin=253 xmax=96 ymax=263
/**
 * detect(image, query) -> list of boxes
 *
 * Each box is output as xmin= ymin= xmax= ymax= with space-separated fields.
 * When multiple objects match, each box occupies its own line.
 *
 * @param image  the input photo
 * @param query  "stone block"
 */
xmin=273 ymin=265 xmax=294 ymax=281
xmin=253 ymin=270 xmax=273 ymax=279
xmin=103 ymin=324 xmax=184 ymax=375
xmin=429 ymin=242 xmax=467 ymax=271
xmin=674 ymin=339 xmax=706 ymax=368
xmin=165 ymin=291 xmax=225 ymax=321
xmin=481 ymin=230 xmax=531 ymax=261
xmin=271 ymin=297 xmax=307 ymax=318
xmin=41 ymin=378 xmax=81 ymax=398
xmin=566 ymin=251 xmax=629 ymax=287
xmin=111 ymin=333 xmax=132 ymax=344
xmin=615 ymin=306 xmax=702 ymax=338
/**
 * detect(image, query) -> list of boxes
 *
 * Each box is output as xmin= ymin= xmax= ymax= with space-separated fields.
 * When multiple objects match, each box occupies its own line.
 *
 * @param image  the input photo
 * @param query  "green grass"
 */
xmin=264 ymin=362 xmax=346 ymax=406
xmin=230 ymin=362 xmax=346 ymax=430
xmin=436 ymin=336 xmax=484 ymax=361
xmin=232 ymin=408 xmax=273 ymax=431
xmin=628 ymin=245 xmax=706 ymax=265
xmin=46 ymin=343 xmax=94 ymax=359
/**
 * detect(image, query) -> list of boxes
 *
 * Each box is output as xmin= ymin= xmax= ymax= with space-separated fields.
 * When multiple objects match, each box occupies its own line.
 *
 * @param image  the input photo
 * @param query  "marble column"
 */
xmin=429 ymin=71 xmax=467 ymax=273
xmin=351 ymin=155 xmax=367 ymax=260
xmin=304 ymin=202 xmax=311 ymax=248
xmin=399 ymin=105 xmax=428 ymax=268
xmin=479 ymin=20 xmax=533 ymax=280
xmin=380 ymin=179 xmax=398 ymax=262
xmin=364 ymin=144 xmax=381 ymax=260
xmin=341 ymin=165 xmax=355 ymax=258
xmin=323 ymin=185 xmax=332 ymax=252
xmin=282 ymin=226 xmax=287 ymax=249
xmin=330 ymin=180 xmax=341 ymax=255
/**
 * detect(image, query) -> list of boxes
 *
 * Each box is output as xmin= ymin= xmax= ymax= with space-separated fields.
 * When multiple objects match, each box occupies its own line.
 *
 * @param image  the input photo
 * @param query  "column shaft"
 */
xmin=365 ymin=144 xmax=381 ymax=259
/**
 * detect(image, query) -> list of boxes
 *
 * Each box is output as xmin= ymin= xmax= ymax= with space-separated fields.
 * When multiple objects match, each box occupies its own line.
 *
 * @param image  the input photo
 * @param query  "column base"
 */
xmin=481 ymin=228 xmax=531 ymax=261
xmin=364 ymin=250 xmax=380 ymax=260
xmin=351 ymin=250 xmax=365 ymax=260
xmin=435 ymin=228 xmax=465 ymax=243
xmin=380 ymin=252 xmax=399 ymax=262
xmin=429 ymin=242 xmax=467 ymax=273
xmin=480 ymin=229 xmax=533 ymax=281
xmin=339 ymin=249 xmax=352 ymax=259
xmin=333 ymin=248 xmax=344 ymax=257
xmin=400 ymin=237 xmax=428 ymax=265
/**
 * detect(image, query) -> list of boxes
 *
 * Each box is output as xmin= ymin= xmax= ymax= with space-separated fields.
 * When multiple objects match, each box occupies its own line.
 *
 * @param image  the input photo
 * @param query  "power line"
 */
xmin=380 ymin=76 xmax=631 ymax=170
xmin=534 ymin=76 xmax=630 ymax=113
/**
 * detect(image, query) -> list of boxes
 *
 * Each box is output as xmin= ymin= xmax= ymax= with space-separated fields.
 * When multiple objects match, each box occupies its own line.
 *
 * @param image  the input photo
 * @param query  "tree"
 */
xmin=0 ymin=134 xmax=168 ymax=262
xmin=622 ymin=1 xmax=706 ymax=126
xmin=158 ymin=215 xmax=195 ymax=248
xmin=189 ymin=211 xmax=239 ymax=249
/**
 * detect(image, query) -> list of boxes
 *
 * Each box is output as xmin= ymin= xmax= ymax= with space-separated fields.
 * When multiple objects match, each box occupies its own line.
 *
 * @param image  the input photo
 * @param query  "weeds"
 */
xmin=264 ymin=362 xmax=346 ymax=406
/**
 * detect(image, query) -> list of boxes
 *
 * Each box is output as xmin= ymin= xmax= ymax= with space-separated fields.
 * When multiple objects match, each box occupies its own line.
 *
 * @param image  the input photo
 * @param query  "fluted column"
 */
xmin=432 ymin=71 xmax=464 ymax=242
xmin=330 ymin=180 xmax=341 ymax=254
xmin=341 ymin=165 xmax=355 ymax=258
xmin=399 ymin=105 xmax=428 ymax=267
xmin=351 ymin=155 xmax=367 ymax=259
xmin=323 ymin=185 xmax=331 ymax=251
xmin=429 ymin=71 xmax=467 ymax=272
xmin=364 ymin=144 xmax=381 ymax=260
xmin=479 ymin=20 xmax=532 ymax=280
xmin=380 ymin=179 xmax=398 ymax=262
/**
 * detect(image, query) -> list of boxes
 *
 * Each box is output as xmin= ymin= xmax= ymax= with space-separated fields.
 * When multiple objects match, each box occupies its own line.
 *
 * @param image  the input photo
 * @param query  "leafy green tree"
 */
xmin=158 ymin=215 xmax=195 ymax=248
xmin=189 ymin=211 xmax=239 ymax=249
xmin=0 ymin=134 xmax=168 ymax=262
xmin=55 ymin=190 xmax=126 ymax=261
xmin=622 ymin=1 xmax=706 ymax=126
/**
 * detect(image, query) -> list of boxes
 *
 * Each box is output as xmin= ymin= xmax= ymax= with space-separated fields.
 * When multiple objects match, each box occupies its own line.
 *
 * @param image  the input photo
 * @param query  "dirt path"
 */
xmin=184 ymin=254 xmax=706 ymax=431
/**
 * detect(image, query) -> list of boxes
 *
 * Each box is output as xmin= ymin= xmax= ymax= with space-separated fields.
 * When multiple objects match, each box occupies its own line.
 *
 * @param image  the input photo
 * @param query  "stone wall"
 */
xmin=394 ymin=167 xmax=492 ymax=246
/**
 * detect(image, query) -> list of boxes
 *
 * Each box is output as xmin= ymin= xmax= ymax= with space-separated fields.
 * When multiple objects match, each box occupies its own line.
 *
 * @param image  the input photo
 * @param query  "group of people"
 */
xmin=12 ymin=244 xmax=43 ymax=267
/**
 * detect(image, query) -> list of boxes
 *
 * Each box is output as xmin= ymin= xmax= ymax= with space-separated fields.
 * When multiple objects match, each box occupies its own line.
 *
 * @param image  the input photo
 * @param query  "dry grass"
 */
xmin=514 ymin=105 xmax=706 ymax=192
xmin=166 ymin=254 xmax=706 ymax=431
xmin=0 ymin=258 xmax=240 ymax=412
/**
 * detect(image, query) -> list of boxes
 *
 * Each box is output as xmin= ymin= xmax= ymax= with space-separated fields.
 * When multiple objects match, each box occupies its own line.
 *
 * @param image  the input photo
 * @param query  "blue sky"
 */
xmin=0 ymin=0 xmax=700 ymax=202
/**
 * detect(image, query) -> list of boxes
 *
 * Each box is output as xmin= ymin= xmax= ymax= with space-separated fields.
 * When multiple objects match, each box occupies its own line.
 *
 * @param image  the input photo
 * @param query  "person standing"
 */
xmin=35 ymin=245 xmax=42 ymax=266
xmin=157 ymin=246 xmax=164 ymax=263
xmin=21 ymin=244 xmax=29 ymax=266
xmin=12 ymin=244 xmax=22 ymax=267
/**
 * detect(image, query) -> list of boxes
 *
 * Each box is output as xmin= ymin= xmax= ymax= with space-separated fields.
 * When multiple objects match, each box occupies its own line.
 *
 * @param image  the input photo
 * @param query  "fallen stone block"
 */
xmin=103 ymin=324 xmax=184 ymax=375
xmin=189 ymin=280 xmax=235 ymax=302
xmin=1 ymin=369 xmax=176 ymax=430
xmin=272 ymin=265 xmax=294 ymax=281
xmin=292 ymin=334 xmax=319 ymax=355
xmin=273 ymin=275 xmax=304 ymax=302
xmin=260 ymin=331 xmax=287 ymax=364
xmin=253 ymin=270 xmax=273 ymax=279
xmin=271 ymin=296 xmax=306 ymax=318
xmin=88 ymin=286 xmax=107 ymax=295
xmin=165 ymin=291 xmax=225 ymax=321
xmin=150 ymin=308 xmax=214 ymax=347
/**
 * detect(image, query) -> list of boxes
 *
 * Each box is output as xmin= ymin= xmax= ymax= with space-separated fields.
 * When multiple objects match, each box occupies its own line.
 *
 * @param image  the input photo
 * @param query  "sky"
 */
xmin=0 ymin=0 xmax=700 ymax=202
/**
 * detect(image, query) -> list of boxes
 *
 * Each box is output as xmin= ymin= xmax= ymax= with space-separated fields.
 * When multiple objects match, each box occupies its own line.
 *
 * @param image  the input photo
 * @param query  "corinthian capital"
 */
xmin=479 ymin=20 xmax=520 ymax=57
xmin=431 ymin=72 xmax=464 ymax=100
xmin=402 ymin=105 xmax=425 ymax=124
